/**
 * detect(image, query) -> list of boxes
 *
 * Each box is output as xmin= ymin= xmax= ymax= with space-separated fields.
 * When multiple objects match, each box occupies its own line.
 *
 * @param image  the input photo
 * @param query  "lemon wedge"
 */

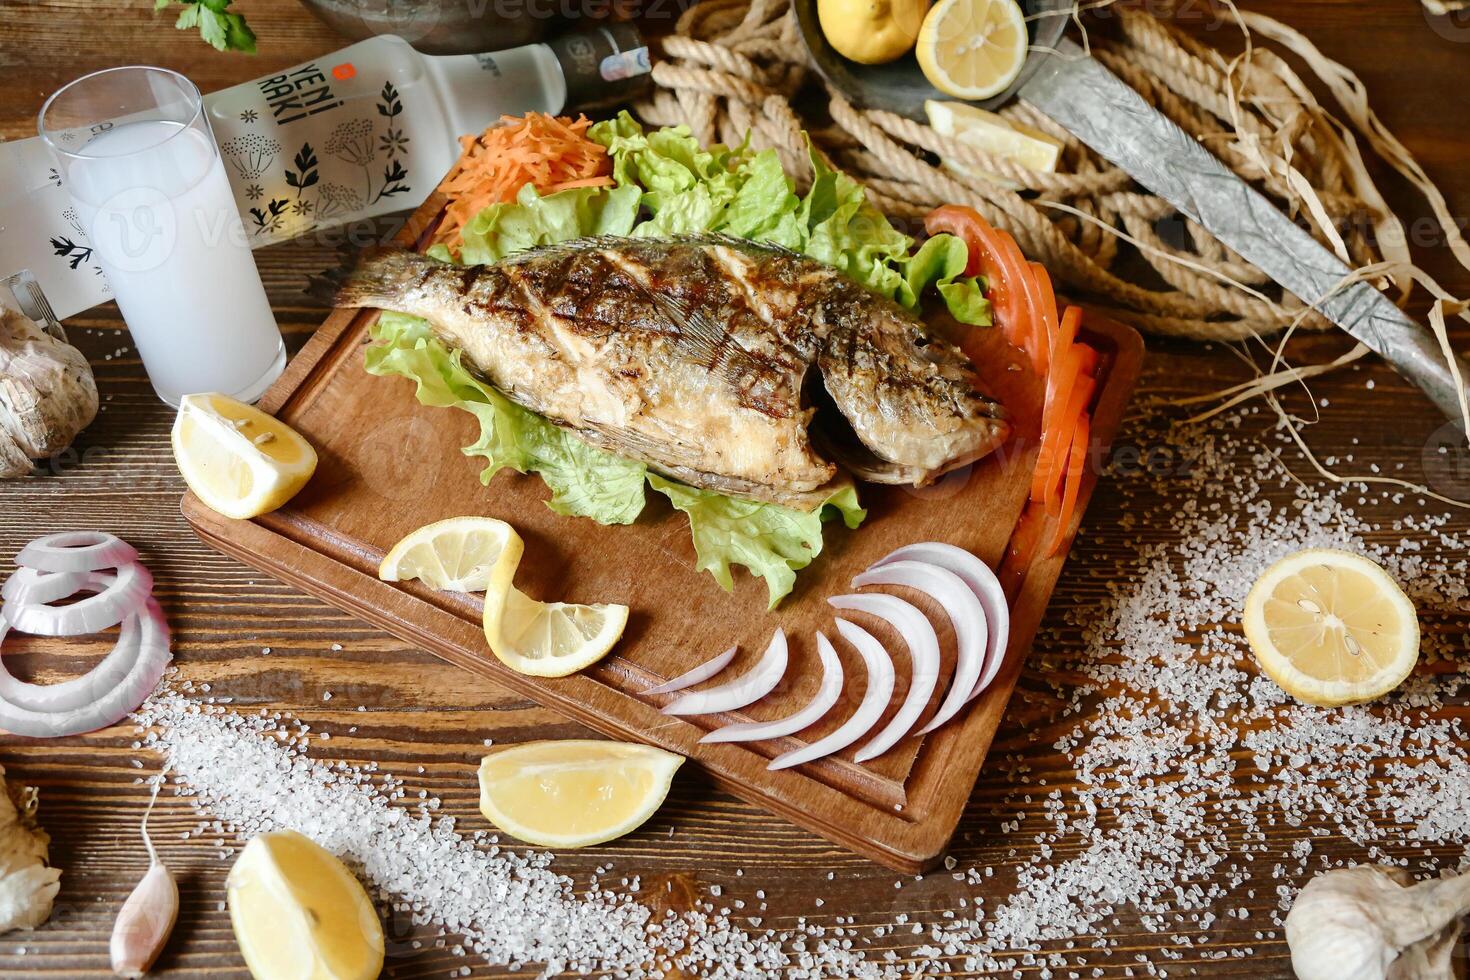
xmin=484 ymin=585 xmax=628 ymax=677
xmin=478 ymin=740 xmax=684 ymax=848
xmin=172 ymin=393 xmax=317 ymax=520
xmin=226 ymin=829 xmax=384 ymax=980
xmin=379 ymin=516 xmax=523 ymax=594
xmin=916 ymin=0 xmax=1028 ymax=100
xmin=1243 ymin=548 xmax=1420 ymax=707
xmin=924 ymin=99 xmax=1062 ymax=182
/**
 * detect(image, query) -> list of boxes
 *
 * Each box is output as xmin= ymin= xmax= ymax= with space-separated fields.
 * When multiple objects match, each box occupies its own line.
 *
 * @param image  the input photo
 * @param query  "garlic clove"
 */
xmin=110 ymin=784 xmax=177 ymax=978
xmin=110 ymin=861 xmax=178 ymax=978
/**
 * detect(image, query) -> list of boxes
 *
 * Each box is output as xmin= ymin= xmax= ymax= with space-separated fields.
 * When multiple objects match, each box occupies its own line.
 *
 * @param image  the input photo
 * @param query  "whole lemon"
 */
xmin=819 ymin=0 xmax=930 ymax=65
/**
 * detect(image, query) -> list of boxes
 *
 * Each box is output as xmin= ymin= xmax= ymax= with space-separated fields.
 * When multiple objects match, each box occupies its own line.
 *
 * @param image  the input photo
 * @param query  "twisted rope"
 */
xmin=635 ymin=0 xmax=1395 ymax=341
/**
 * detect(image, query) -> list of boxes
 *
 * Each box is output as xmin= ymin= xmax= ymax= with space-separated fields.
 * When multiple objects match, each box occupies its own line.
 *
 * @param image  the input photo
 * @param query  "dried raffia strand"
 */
xmin=110 ymin=782 xmax=178 ymax=978
xmin=638 ymin=0 xmax=1470 ymax=358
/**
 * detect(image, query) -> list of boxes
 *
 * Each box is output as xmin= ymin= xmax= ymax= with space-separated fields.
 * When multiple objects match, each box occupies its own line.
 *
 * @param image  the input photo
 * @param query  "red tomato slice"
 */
xmin=1046 ymin=414 xmax=1092 ymax=557
xmin=1027 ymin=262 xmax=1060 ymax=376
xmin=925 ymin=206 xmax=1037 ymax=353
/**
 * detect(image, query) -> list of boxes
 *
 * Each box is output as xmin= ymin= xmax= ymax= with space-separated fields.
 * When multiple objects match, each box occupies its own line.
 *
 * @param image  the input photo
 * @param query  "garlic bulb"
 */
xmin=110 ymin=784 xmax=178 ymax=977
xmin=0 ymin=306 xmax=98 ymax=479
xmin=1286 ymin=863 xmax=1470 ymax=980
xmin=0 ymin=765 xmax=60 ymax=932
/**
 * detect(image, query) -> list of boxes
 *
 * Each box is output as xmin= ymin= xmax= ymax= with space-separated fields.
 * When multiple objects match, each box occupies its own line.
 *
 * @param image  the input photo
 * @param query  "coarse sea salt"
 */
xmin=134 ymin=406 xmax=1470 ymax=976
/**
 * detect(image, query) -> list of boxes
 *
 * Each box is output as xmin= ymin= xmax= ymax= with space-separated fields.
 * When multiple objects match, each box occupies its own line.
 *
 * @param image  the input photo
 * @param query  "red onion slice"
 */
xmin=828 ymin=592 xmax=940 ymax=763
xmin=16 ymin=531 xmax=139 ymax=574
xmin=768 ymin=620 xmax=895 ymax=771
xmin=4 ymin=563 xmax=152 ymax=637
xmin=701 ymin=632 xmax=844 ymax=745
xmin=872 ymin=542 xmax=1010 ymax=702
xmin=851 ymin=560 xmax=987 ymax=736
xmin=643 ymin=646 xmax=738 ymax=696
xmin=0 ymin=597 xmax=171 ymax=738
xmin=662 ymin=629 xmax=788 ymax=716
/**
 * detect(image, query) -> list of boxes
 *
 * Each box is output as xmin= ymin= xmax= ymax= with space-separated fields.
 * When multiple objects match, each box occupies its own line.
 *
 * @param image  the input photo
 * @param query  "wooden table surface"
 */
xmin=1 ymin=1 xmax=1468 ymax=977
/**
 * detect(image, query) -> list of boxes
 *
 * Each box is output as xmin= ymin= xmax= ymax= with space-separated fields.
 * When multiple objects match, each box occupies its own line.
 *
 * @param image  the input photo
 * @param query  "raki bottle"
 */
xmin=1 ymin=25 xmax=650 ymax=319
xmin=206 ymin=25 xmax=649 ymax=245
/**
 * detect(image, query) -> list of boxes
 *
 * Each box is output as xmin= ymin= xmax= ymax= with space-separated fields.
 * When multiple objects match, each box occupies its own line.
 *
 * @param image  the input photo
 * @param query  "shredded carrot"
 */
xmin=432 ymin=112 xmax=614 ymax=254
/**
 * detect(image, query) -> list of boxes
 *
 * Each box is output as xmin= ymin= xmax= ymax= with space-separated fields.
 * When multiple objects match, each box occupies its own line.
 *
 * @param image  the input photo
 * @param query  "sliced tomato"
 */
xmin=1037 ymin=366 xmax=1096 ymax=510
xmin=925 ymin=205 xmax=1038 ymax=353
xmin=1046 ymin=414 xmax=1092 ymax=557
xmin=1026 ymin=262 xmax=1060 ymax=376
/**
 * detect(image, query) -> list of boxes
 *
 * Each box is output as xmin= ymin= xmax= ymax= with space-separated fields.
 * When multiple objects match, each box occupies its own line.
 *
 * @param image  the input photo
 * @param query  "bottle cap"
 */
xmin=549 ymin=24 xmax=652 ymax=112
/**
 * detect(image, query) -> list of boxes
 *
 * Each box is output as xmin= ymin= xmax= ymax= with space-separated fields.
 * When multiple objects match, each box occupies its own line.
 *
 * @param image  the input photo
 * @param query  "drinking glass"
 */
xmin=39 ymin=66 xmax=286 ymax=407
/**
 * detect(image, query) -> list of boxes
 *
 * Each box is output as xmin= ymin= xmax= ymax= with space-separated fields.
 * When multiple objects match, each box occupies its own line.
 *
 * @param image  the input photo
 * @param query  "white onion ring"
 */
xmin=872 ymin=542 xmax=1010 ymax=702
xmin=769 ymin=620 xmax=895 ymax=771
xmin=3 ymin=563 xmax=152 ymax=637
xmin=0 ymin=566 xmax=80 ymax=605
xmin=662 ymin=629 xmax=788 ymax=716
xmin=828 ymin=592 xmax=940 ymax=763
xmin=851 ymin=559 xmax=987 ymax=736
xmin=701 ymin=632 xmax=844 ymax=745
xmin=0 ymin=597 xmax=171 ymax=738
xmin=643 ymin=646 xmax=738 ymax=696
xmin=17 ymin=531 xmax=139 ymax=574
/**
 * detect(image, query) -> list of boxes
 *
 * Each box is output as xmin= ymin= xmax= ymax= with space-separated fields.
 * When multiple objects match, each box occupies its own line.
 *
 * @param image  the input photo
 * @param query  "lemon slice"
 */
xmin=484 ymin=585 xmax=628 ymax=677
xmin=379 ymin=516 xmax=523 ymax=593
xmin=925 ymin=99 xmax=1062 ymax=179
xmin=916 ymin=0 xmax=1028 ymax=100
xmin=172 ymin=393 xmax=317 ymax=520
xmin=226 ymin=829 xmax=384 ymax=980
xmin=478 ymin=740 xmax=684 ymax=848
xmin=1243 ymin=548 xmax=1420 ymax=707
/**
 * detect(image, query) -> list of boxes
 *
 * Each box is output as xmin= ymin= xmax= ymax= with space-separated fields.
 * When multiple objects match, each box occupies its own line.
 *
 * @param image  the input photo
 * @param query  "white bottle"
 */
xmin=204 ymin=26 xmax=649 ymax=245
xmin=2 ymin=26 xmax=649 ymax=318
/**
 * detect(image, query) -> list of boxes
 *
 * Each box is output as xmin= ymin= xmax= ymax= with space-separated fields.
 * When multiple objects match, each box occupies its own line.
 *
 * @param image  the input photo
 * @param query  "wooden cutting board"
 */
xmin=183 ymin=193 xmax=1143 ymax=872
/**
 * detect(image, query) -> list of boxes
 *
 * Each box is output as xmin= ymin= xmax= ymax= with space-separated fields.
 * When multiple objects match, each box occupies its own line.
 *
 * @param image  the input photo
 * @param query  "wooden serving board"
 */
xmin=183 ymin=193 xmax=1143 ymax=873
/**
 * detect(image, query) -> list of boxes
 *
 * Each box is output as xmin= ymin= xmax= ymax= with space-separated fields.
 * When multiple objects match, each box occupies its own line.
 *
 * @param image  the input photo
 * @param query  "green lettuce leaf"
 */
xmin=457 ymin=183 xmax=641 ymax=266
xmin=365 ymin=311 xmax=648 ymax=525
xmin=587 ymin=112 xmax=991 ymax=324
xmin=648 ymin=475 xmax=866 ymax=609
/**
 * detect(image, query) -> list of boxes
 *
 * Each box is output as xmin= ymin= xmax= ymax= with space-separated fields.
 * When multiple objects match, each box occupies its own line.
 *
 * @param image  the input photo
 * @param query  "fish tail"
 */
xmin=335 ymin=248 xmax=435 ymax=309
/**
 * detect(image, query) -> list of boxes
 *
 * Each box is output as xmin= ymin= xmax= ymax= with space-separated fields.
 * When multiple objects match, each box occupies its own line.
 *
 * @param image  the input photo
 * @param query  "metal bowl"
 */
xmin=793 ymin=0 xmax=1071 ymax=121
xmin=296 ymin=0 xmax=546 ymax=55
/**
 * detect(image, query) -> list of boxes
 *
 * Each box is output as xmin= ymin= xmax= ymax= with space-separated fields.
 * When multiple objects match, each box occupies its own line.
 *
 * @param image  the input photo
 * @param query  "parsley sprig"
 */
xmin=156 ymin=0 xmax=257 ymax=53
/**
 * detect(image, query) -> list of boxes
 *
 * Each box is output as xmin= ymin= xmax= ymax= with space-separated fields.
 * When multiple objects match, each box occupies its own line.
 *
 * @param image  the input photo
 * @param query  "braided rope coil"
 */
xmin=635 ymin=0 xmax=1390 ymax=342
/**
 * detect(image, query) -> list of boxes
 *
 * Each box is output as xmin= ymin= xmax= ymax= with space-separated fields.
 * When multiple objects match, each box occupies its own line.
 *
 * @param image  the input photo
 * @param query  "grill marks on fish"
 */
xmin=339 ymin=235 xmax=1009 ymax=507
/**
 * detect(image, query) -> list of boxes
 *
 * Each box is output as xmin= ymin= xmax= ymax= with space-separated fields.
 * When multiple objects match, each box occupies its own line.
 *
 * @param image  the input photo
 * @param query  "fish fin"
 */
xmin=336 ymin=248 xmax=438 ymax=309
xmin=645 ymin=289 xmax=729 ymax=369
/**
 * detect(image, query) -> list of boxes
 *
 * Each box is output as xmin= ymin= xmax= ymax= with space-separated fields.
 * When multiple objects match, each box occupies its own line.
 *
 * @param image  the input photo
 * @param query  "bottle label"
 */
xmin=214 ymin=74 xmax=416 ymax=245
xmin=599 ymin=47 xmax=651 ymax=83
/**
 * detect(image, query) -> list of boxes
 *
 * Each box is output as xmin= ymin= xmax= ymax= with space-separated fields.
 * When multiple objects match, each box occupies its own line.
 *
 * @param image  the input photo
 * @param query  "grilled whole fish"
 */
xmin=338 ymin=235 xmax=1009 ymax=508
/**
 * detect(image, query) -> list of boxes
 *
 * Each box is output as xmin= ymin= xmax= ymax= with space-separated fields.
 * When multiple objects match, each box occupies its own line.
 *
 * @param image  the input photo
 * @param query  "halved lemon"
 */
xmin=172 ymin=393 xmax=317 ymax=520
xmin=226 ymin=829 xmax=384 ymax=980
xmin=478 ymin=740 xmax=684 ymax=848
xmin=916 ymin=0 xmax=1028 ymax=100
xmin=484 ymin=586 xmax=628 ymax=677
xmin=379 ymin=516 xmax=523 ymax=594
xmin=1243 ymin=548 xmax=1420 ymax=707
